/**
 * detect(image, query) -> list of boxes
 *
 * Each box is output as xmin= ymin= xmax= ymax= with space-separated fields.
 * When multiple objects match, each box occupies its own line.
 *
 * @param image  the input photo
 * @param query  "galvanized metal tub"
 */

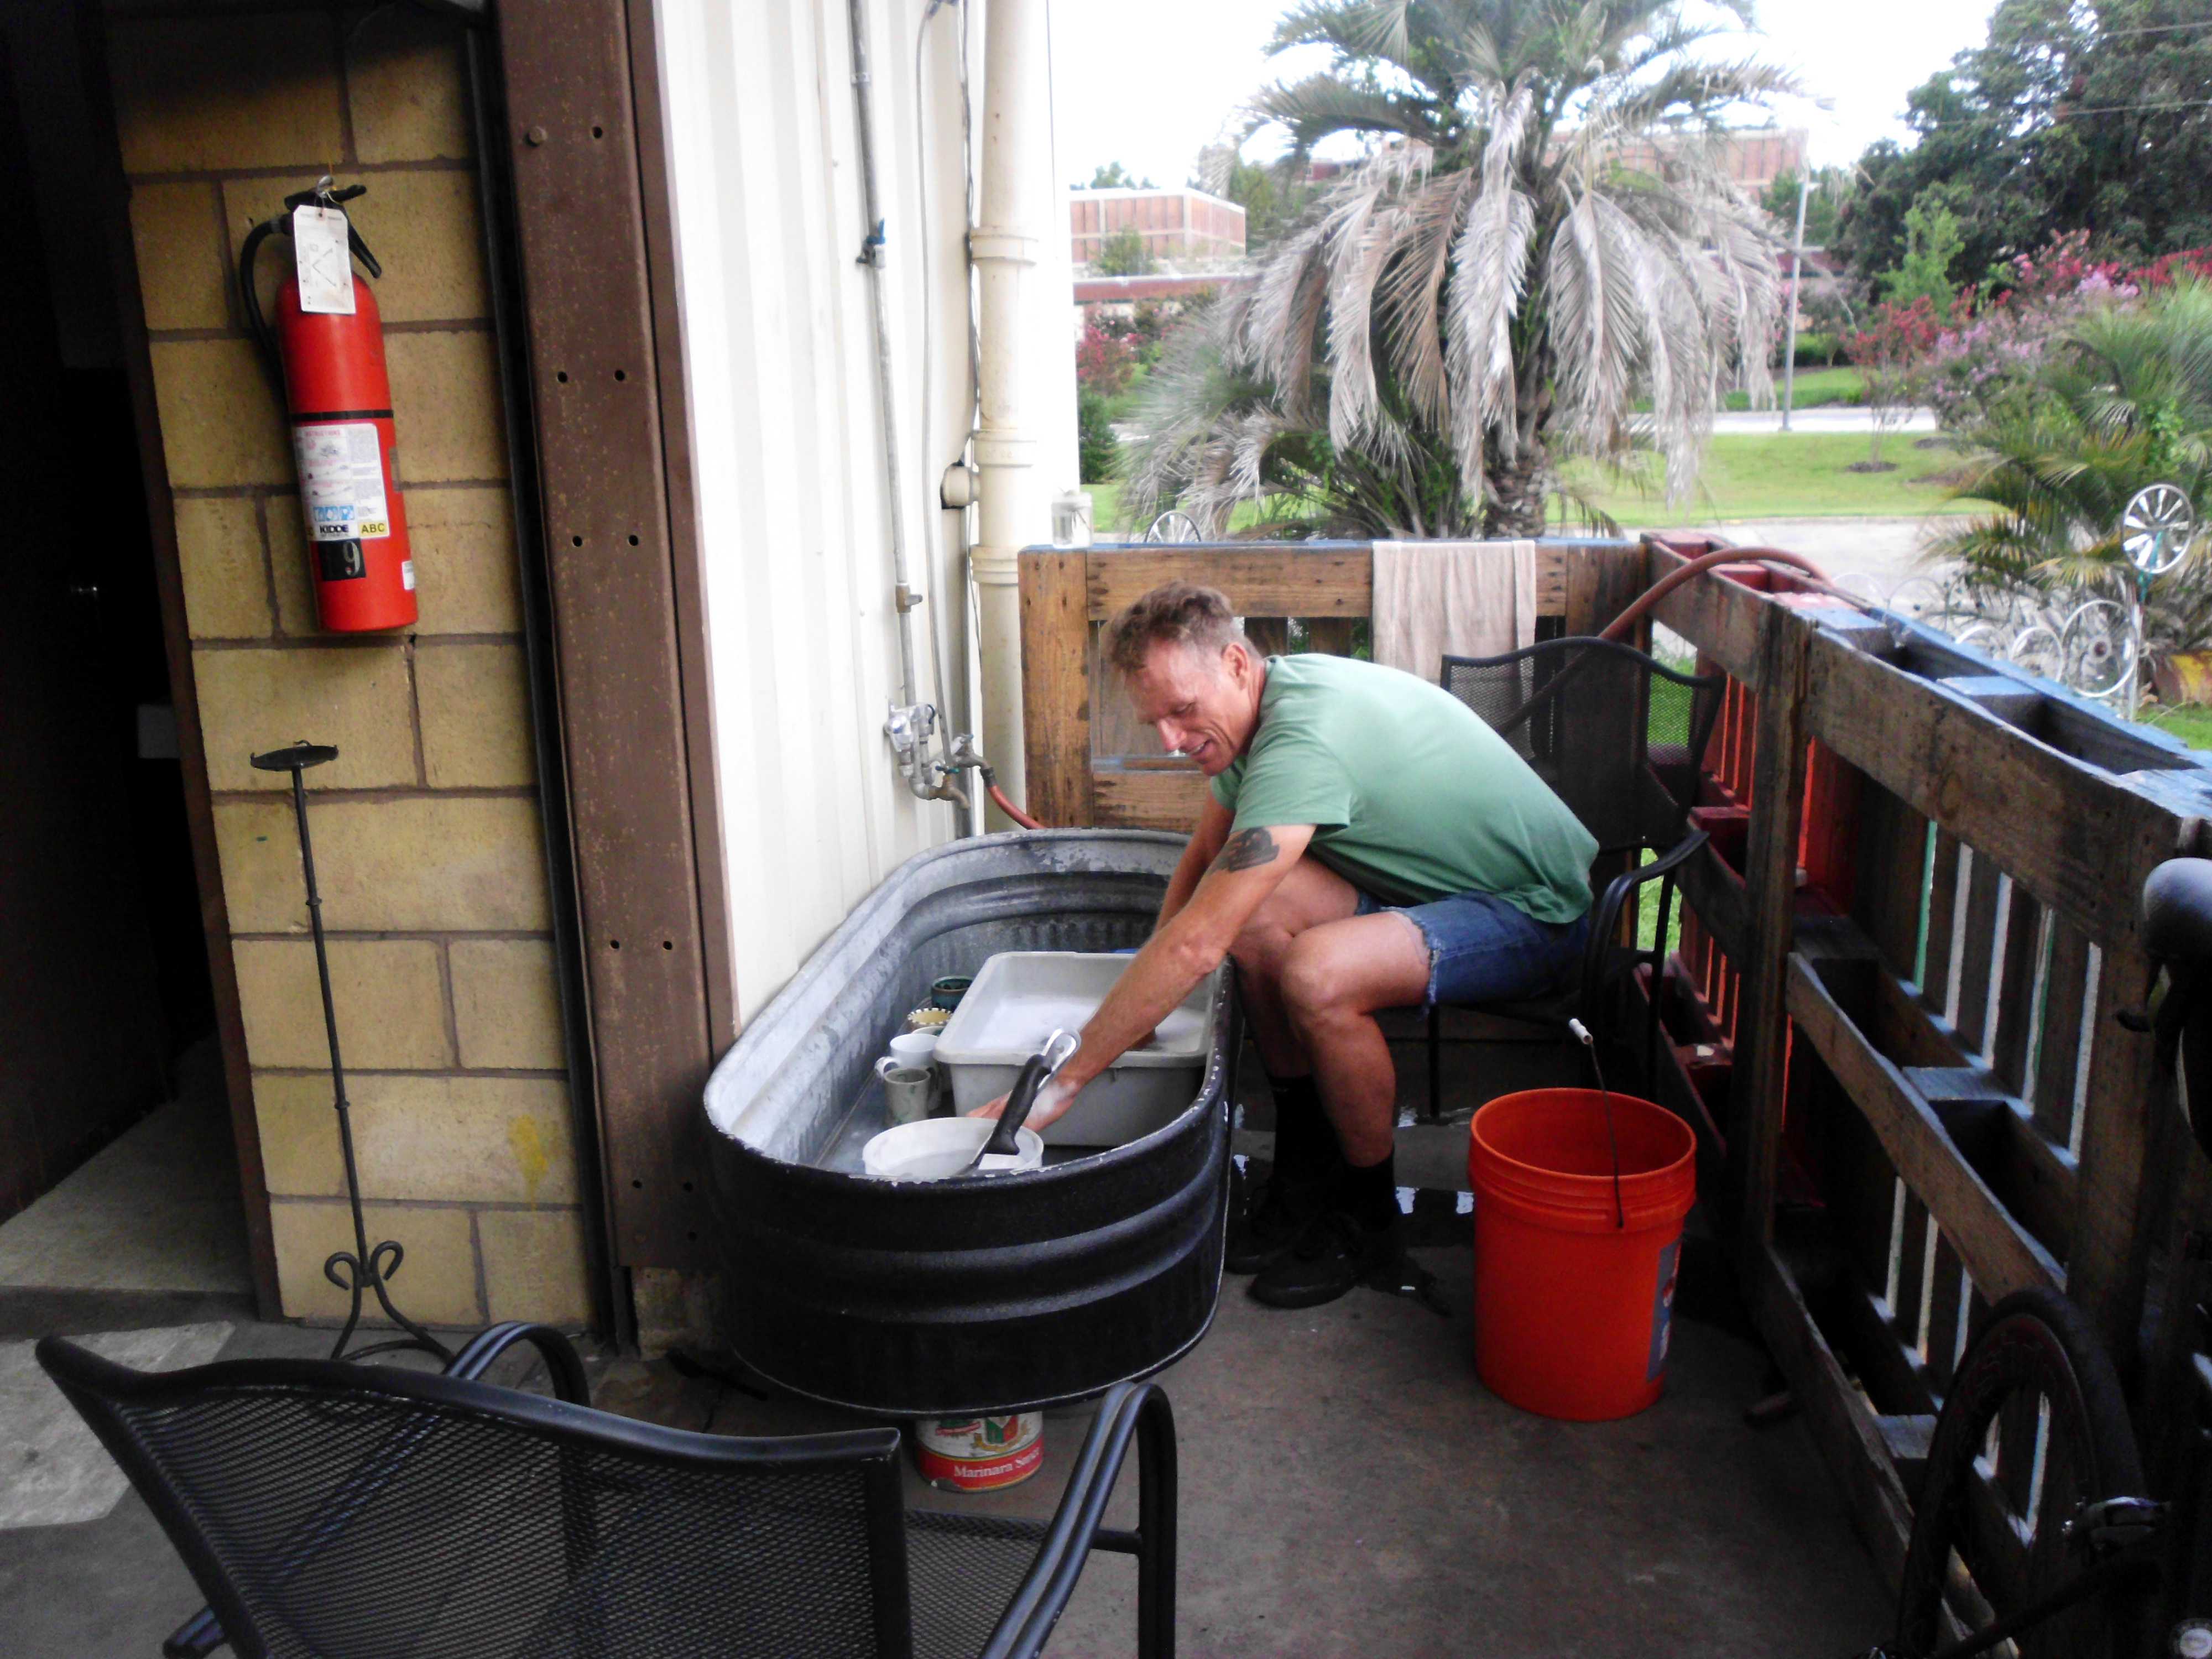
xmin=702 ymin=830 xmax=1239 ymax=1416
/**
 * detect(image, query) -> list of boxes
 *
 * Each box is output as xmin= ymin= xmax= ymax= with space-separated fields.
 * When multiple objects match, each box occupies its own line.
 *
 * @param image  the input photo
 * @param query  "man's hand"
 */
xmin=968 ymin=1075 xmax=1078 ymax=1133
xmin=972 ymin=823 xmax=1316 ymax=1121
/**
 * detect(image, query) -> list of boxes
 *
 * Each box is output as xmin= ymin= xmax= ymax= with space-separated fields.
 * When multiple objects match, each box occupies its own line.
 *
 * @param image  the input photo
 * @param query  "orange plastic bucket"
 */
xmin=1468 ymin=1088 xmax=1697 ymax=1421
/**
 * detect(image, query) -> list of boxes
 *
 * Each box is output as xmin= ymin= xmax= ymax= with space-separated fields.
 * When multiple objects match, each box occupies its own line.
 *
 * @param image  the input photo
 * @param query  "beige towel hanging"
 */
xmin=1371 ymin=540 xmax=1538 ymax=680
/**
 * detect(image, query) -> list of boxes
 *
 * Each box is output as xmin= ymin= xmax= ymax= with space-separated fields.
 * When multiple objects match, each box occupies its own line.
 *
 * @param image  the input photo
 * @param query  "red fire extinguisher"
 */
xmin=238 ymin=182 xmax=417 ymax=633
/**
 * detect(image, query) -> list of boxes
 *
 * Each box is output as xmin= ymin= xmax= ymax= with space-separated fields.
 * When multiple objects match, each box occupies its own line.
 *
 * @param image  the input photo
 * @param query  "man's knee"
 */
xmin=1279 ymin=933 xmax=1353 ymax=1024
xmin=1228 ymin=886 xmax=1306 ymax=978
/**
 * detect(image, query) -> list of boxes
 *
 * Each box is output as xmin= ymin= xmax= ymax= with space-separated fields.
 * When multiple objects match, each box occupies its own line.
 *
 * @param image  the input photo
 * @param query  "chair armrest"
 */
xmin=977 ymin=1382 xmax=1177 ymax=1659
xmin=442 ymin=1322 xmax=592 ymax=1404
xmin=1580 ymin=830 xmax=1709 ymax=1006
xmin=163 ymin=1323 xmax=592 ymax=1652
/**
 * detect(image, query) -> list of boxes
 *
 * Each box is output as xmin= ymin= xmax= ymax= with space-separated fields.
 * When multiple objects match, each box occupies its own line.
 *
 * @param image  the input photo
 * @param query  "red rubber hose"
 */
xmin=1600 ymin=545 xmax=1837 ymax=641
xmin=989 ymin=779 xmax=1044 ymax=831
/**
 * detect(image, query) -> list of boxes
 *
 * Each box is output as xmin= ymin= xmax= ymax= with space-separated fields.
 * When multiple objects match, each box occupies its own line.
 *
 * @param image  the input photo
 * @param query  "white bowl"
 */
xmin=861 ymin=1117 xmax=1045 ymax=1182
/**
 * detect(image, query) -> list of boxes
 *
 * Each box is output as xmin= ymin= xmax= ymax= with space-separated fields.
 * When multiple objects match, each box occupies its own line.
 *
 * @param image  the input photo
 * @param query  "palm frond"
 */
xmin=1442 ymin=76 xmax=1537 ymax=494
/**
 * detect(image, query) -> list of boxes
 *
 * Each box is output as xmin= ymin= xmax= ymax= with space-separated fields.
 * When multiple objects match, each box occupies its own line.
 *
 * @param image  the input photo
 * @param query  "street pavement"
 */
xmin=1625 ymin=516 xmax=1939 ymax=594
xmin=1710 ymin=405 xmax=1937 ymax=436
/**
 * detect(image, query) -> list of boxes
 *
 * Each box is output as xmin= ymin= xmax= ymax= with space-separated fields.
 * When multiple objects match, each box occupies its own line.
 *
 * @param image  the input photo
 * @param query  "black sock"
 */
xmin=1340 ymin=1151 xmax=1400 ymax=1233
xmin=1268 ymin=1074 xmax=1342 ymax=1191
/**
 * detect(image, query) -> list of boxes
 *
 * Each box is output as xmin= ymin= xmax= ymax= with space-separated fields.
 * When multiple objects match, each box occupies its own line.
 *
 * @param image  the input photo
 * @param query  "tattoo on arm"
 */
xmin=1212 ymin=827 xmax=1280 ymax=874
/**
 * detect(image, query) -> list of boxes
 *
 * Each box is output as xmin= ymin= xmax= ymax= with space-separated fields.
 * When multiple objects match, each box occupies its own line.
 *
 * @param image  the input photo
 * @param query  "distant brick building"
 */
xmin=1069 ymin=187 xmax=1245 ymax=270
xmin=1593 ymin=127 xmax=1807 ymax=198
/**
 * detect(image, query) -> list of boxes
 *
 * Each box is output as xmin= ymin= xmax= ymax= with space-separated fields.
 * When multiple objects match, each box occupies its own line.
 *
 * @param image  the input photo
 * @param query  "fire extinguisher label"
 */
xmin=293 ymin=422 xmax=391 ymax=544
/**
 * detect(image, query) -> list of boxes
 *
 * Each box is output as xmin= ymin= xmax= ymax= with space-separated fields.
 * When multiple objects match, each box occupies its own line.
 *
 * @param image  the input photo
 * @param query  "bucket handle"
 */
xmin=1568 ymin=1019 xmax=1626 ymax=1230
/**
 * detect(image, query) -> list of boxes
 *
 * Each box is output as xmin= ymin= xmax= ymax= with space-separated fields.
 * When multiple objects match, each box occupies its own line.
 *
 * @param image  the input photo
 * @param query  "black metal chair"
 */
xmin=38 ymin=1327 xmax=1177 ymax=1659
xmin=1425 ymin=637 xmax=1724 ymax=1116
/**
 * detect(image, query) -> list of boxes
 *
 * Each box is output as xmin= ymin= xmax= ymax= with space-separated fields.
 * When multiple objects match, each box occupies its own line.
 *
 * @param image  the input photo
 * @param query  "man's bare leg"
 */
xmin=1221 ymin=859 xmax=1363 ymax=1277
xmin=1224 ymin=857 xmax=1360 ymax=1077
xmin=1245 ymin=910 xmax=1437 ymax=1311
xmin=1276 ymin=913 xmax=1430 ymax=1165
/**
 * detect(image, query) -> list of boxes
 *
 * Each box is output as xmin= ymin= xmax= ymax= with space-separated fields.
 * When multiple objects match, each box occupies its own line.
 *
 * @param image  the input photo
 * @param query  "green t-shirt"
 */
xmin=1208 ymin=654 xmax=1596 ymax=923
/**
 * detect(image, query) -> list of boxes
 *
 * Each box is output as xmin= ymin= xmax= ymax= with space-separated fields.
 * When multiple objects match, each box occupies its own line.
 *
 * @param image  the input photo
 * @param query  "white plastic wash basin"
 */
xmin=933 ymin=951 xmax=1223 ymax=1146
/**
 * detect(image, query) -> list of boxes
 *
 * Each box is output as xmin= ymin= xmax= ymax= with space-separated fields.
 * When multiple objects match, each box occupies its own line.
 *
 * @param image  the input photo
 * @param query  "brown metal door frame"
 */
xmin=492 ymin=0 xmax=732 ymax=1281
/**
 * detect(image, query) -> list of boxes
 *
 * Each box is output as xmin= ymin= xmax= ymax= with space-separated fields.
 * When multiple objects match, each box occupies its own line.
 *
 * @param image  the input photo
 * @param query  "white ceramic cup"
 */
xmin=889 ymin=1029 xmax=941 ymax=1070
xmin=875 ymin=1057 xmax=934 ymax=1124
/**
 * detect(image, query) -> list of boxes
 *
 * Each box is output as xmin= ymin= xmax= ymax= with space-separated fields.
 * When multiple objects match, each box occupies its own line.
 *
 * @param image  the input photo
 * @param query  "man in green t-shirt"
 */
xmin=975 ymin=581 xmax=1596 ymax=1309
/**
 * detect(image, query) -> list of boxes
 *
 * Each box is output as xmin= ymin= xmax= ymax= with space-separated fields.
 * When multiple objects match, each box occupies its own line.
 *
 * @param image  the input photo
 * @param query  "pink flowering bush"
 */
xmin=1922 ymin=233 xmax=2212 ymax=429
xmin=1076 ymin=320 xmax=1141 ymax=397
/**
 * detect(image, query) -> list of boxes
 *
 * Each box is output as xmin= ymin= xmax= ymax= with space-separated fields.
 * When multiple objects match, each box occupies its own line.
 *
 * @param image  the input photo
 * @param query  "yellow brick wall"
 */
xmin=108 ymin=3 xmax=591 ymax=1331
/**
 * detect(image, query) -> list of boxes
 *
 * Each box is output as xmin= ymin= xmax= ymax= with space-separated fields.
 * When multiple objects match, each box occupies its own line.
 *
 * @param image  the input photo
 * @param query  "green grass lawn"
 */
xmin=1653 ymin=364 xmax=1862 ymax=414
xmin=1091 ymin=430 xmax=1978 ymax=533
xmin=1086 ymin=481 xmax=1291 ymax=536
xmin=1757 ymin=364 xmax=1864 ymax=410
xmin=1736 ymin=364 xmax=1863 ymax=410
xmin=1559 ymin=432 xmax=1976 ymax=524
xmin=2144 ymin=705 xmax=2212 ymax=750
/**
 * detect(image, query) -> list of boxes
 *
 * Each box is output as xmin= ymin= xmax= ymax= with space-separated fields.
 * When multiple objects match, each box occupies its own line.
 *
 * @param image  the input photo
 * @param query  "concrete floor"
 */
xmin=0 ymin=1250 xmax=1887 ymax=1657
xmin=0 ymin=1040 xmax=251 ymax=1299
xmin=0 ymin=1031 xmax=1890 ymax=1656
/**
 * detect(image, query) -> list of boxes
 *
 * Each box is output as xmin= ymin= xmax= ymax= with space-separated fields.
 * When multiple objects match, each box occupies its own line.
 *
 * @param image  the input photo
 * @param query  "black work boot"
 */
xmin=1225 ymin=1074 xmax=1345 ymax=1275
xmin=1248 ymin=1211 xmax=1409 ymax=1309
xmin=1224 ymin=1161 xmax=1335 ymax=1275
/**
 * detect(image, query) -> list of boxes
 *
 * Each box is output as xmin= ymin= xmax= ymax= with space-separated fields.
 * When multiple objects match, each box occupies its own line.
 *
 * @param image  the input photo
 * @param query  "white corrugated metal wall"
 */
xmin=655 ymin=0 xmax=1078 ymax=1031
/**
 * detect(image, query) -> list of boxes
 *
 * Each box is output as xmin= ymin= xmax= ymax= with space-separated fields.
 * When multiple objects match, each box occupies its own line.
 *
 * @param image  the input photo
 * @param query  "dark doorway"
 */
xmin=0 ymin=6 xmax=239 ymax=1292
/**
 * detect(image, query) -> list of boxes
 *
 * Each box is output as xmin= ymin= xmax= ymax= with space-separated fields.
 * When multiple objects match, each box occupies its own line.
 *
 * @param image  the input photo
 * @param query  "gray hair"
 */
xmin=1101 ymin=581 xmax=1248 ymax=675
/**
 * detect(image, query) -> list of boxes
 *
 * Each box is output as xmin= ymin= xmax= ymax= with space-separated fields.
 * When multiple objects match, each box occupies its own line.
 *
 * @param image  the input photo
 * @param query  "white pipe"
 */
xmin=971 ymin=0 xmax=1048 ymax=822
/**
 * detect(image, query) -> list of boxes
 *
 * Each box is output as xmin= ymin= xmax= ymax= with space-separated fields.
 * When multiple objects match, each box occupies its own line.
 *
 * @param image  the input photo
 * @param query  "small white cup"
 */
xmin=875 ymin=1057 xmax=934 ymax=1124
xmin=889 ymin=1029 xmax=941 ymax=1070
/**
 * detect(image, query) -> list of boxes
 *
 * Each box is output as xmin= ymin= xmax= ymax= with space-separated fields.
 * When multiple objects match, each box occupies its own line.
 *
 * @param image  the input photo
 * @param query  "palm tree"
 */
xmin=1127 ymin=0 xmax=1796 ymax=538
xmin=1932 ymin=282 xmax=2212 ymax=649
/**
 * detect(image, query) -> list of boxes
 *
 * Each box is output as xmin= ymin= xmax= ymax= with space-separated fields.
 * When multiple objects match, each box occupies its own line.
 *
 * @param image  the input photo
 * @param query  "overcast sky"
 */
xmin=1048 ymin=0 xmax=1999 ymax=188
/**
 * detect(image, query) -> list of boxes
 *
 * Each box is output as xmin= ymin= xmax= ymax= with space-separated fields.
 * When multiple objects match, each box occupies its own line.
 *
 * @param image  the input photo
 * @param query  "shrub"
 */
xmin=1092 ymin=226 xmax=1152 ymax=277
xmin=1845 ymin=298 xmax=1945 ymax=465
xmin=1075 ymin=320 xmax=1140 ymax=397
xmin=1792 ymin=331 xmax=1838 ymax=367
xmin=1934 ymin=280 xmax=2212 ymax=659
xmin=1920 ymin=233 xmax=2212 ymax=430
xmin=1078 ymin=388 xmax=1120 ymax=484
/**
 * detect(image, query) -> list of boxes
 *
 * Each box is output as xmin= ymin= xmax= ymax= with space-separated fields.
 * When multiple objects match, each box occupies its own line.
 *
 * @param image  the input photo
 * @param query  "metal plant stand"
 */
xmin=251 ymin=743 xmax=452 ymax=1364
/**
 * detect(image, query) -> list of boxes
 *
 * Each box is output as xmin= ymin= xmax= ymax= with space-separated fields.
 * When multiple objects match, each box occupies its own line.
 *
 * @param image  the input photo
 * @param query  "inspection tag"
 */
xmin=293 ymin=204 xmax=356 ymax=315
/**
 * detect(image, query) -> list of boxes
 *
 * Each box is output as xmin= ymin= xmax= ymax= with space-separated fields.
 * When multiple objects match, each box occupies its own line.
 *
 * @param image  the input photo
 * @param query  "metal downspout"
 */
xmin=969 ymin=0 xmax=1047 ymax=822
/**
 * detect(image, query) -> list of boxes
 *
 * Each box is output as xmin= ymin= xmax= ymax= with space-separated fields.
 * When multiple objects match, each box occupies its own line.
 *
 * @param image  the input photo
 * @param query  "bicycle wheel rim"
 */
xmin=1895 ymin=1287 xmax=2152 ymax=1659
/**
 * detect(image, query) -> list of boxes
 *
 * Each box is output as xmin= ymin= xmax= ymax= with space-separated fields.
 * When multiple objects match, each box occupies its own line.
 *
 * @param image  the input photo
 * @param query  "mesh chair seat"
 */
xmin=37 ymin=1333 xmax=1176 ymax=1659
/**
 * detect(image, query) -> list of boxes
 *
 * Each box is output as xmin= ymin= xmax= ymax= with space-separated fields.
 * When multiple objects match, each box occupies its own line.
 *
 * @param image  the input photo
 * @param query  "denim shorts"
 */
xmin=1353 ymin=886 xmax=1590 ymax=1007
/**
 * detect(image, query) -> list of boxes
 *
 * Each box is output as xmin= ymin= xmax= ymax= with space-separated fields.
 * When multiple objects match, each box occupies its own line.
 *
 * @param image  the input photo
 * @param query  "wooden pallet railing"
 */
xmin=1015 ymin=530 xmax=2212 ymax=1594
xmin=1018 ymin=539 xmax=1644 ymax=832
xmin=1642 ymin=539 xmax=2212 ymax=1587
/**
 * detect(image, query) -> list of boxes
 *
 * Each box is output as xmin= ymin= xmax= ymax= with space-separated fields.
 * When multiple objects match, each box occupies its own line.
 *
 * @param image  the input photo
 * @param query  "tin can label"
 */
xmin=1647 ymin=1235 xmax=1683 ymax=1380
xmin=915 ymin=1412 xmax=1043 ymax=1491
